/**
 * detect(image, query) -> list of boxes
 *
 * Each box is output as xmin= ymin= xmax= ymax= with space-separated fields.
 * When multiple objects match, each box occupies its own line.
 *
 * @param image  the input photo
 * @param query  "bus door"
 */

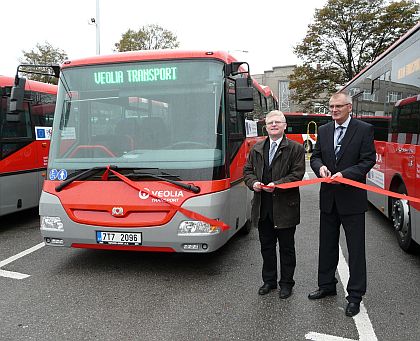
xmin=0 ymin=99 xmax=40 ymax=213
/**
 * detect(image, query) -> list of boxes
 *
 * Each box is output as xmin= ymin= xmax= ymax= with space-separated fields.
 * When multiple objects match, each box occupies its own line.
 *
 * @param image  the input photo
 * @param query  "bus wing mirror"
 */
xmin=8 ymin=77 xmax=26 ymax=112
xmin=236 ymin=77 xmax=254 ymax=112
xmin=51 ymin=65 xmax=61 ymax=78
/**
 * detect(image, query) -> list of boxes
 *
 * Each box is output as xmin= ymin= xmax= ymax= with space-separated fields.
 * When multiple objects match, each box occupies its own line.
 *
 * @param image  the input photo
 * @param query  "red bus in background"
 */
xmin=39 ymin=50 xmax=278 ymax=253
xmin=254 ymin=112 xmax=332 ymax=152
xmin=342 ymin=22 xmax=420 ymax=253
xmin=353 ymin=115 xmax=391 ymax=142
xmin=0 ymin=76 xmax=57 ymax=216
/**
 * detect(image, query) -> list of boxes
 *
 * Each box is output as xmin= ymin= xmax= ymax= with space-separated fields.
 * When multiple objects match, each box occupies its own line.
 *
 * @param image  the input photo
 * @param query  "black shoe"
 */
xmin=258 ymin=283 xmax=276 ymax=295
xmin=345 ymin=302 xmax=360 ymax=317
xmin=308 ymin=288 xmax=337 ymax=300
xmin=279 ymin=287 xmax=292 ymax=299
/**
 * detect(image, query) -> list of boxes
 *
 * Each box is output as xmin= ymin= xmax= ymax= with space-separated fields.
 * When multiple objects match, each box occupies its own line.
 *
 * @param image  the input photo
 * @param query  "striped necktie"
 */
xmin=269 ymin=141 xmax=277 ymax=165
xmin=334 ymin=126 xmax=345 ymax=157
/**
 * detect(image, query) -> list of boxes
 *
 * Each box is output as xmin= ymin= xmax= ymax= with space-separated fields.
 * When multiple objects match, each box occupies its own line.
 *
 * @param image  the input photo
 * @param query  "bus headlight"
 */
xmin=40 ymin=216 xmax=64 ymax=231
xmin=178 ymin=221 xmax=220 ymax=236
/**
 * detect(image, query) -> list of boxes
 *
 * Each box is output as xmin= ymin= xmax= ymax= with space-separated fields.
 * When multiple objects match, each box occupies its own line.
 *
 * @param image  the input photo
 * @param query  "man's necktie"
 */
xmin=334 ymin=126 xmax=345 ymax=157
xmin=269 ymin=141 xmax=277 ymax=165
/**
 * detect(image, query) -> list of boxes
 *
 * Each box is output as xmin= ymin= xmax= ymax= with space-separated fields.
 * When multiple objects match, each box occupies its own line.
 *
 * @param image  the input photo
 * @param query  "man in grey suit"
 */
xmin=309 ymin=92 xmax=376 ymax=317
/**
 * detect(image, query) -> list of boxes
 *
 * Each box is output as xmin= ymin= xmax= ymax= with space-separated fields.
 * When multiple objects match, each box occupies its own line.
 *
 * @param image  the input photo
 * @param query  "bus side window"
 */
xmin=392 ymin=101 xmax=420 ymax=134
xmin=30 ymin=92 xmax=56 ymax=127
xmin=227 ymin=79 xmax=245 ymax=161
xmin=2 ymin=102 xmax=32 ymax=138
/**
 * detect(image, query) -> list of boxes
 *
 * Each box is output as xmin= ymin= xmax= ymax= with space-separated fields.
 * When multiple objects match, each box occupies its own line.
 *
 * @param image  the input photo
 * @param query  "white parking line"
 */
xmin=0 ymin=242 xmax=45 ymax=279
xmin=305 ymin=245 xmax=378 ymax=341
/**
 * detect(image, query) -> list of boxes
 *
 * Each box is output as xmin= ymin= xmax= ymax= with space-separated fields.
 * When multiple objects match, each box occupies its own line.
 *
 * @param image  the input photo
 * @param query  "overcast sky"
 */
xmin=1 ymin=0 xmax=327 ymax=76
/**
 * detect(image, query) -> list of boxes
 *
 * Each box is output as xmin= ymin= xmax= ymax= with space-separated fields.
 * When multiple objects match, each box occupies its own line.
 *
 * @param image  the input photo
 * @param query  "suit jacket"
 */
xmin=244 ymin=137 xmax=305 ymax=228
xmin=310 ymin=118 xmax=376 ymax=215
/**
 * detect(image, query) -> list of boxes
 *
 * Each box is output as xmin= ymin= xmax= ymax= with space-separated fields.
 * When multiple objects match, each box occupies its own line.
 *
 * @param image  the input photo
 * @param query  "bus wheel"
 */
xmin=391 ymin=184 xmax=417 ymax=253
xmin=303 ymin=141 xmax=312 ymax=153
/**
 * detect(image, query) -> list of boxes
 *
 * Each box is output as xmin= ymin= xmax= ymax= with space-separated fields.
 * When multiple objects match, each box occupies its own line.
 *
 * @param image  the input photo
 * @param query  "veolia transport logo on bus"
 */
xmin=93 ymin=66 xmax=178 ymax=85
xmin=139 ymin=188 xmax=184 ymax=203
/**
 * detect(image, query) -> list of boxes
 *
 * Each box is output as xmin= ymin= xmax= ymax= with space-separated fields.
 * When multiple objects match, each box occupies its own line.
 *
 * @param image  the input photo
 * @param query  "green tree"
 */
xmin=114 ymin=24 xmax=180 ymax=52
xmin=290 ymin=0 xmax=419 ymax=106
xmin=289 ymin=64 xmax=343 ymax=112
xmin=19 ymin=41 xmax=68 ymax=84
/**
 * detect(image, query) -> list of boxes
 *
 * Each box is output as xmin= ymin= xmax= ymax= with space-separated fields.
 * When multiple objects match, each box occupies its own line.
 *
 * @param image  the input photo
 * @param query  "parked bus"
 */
xmin=353 ymin=115 xmax=391 ymax=142
xmin=341 ymin=22 xmax=420 ymax=252
xmin=0 ymin=75 xmax=57 ymax=216
xmin=39 ymin=50 xmax=278 ymax=252
xmin=255 ymin=112 xmax=332 ymax=152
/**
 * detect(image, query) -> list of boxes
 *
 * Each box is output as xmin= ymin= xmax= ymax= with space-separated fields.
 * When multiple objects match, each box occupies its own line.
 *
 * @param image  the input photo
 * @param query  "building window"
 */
xmin=278 ymin=81 xmax=290 ymax=112
xmin=387 ymin=91 xmax=403 ymax=103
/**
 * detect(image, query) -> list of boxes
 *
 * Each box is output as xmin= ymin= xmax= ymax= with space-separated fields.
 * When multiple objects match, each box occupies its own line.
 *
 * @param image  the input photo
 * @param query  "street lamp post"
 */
xmin=95 ymin=0 xmax=100 ymax=55
xmin=89 ymin=0 xmax=101 ymax=55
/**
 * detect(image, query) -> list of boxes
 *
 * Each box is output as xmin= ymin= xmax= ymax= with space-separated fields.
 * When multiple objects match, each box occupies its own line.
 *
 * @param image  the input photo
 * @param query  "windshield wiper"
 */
xmin=55 ymin=166 xmax=117 ymax=192
xmin=55 ymin=166 xmax=200 ymax=194
xmin=126 ymin=172 xmax=200 ymax=194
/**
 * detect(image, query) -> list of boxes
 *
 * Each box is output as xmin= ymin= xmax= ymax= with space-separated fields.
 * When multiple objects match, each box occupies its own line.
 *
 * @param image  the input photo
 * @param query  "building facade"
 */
xmin=252 ymin=65 xmax=305 ymax=113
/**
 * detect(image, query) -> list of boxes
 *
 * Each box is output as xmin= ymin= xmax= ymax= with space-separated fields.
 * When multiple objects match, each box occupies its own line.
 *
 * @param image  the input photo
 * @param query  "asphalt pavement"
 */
xmin=0 ymin=164 xmax=419 ymax=341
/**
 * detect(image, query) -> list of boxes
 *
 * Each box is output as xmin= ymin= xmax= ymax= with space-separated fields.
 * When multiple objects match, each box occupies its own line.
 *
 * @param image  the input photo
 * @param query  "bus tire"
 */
xmin=303 ymin=140 xmax=312 ymax=153
xmin=391 ymin=183 xmax=419 ymax=253
xmin=240 ymin=219 xmax=251 ymax=235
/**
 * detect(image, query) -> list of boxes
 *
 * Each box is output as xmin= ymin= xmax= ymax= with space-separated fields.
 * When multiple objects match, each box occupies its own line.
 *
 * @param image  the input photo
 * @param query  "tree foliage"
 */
xmin=290 ymin=0 xmax=419 ymax=107
xmin=289 ymin=64 xmax=343 ymax=111
xmin=114 ymin=24 xmax=180 ymax=52
xmin=19 ymin=41 xmax=68 ymax=84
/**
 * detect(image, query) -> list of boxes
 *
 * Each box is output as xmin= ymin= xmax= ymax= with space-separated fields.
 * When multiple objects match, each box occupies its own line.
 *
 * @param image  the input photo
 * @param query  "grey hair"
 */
xmin=265 ymin=110 xmax=286 ymax=122
xmin=331 ymin=91 xmax=352 ymax=104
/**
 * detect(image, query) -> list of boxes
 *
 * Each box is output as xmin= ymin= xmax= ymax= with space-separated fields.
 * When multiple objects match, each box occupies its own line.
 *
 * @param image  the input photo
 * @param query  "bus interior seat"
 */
xmin=137 ymin=117 xmax=168 ymax=149
xmin=114 ymin=118 xmax=138 ymax=154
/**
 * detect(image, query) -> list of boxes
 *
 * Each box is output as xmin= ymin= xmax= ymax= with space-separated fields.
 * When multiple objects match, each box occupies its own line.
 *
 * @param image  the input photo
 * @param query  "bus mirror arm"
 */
xmin=16 ymin=64 xmax=61 ymax=80
xmin=226 ymin=61 xmax=250 ymax=77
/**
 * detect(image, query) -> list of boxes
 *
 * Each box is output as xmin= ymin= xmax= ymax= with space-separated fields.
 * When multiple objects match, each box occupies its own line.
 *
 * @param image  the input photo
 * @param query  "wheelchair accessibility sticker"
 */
xmin=49 ymin=169 xmax=68 ymax=181
xmin=35 ymin=126 xmax=52 ymax=140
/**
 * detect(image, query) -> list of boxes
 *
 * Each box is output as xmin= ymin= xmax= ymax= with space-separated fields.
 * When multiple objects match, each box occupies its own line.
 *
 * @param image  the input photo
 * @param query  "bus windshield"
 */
xmin=49 ymin=60 xmax=226 ymax=180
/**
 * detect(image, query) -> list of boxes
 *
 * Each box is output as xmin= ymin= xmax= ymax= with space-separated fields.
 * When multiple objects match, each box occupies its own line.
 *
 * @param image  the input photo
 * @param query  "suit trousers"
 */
xmin=318 ymin=205 xmax=366 ymax=304
xmin=258 ymin=217 xmax=296 ymax=288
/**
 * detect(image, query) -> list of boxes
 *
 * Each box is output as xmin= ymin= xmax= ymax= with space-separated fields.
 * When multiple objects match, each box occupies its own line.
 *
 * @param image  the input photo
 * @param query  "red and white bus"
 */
xmin=342 ymin=22 xmax=420 ymax=252
xmin=0 ymin=75 xmax=57 ymax=216
xmin=254 ymin=112 xmax=332 ymax=152
xmin=39 ymin=50 xmax=278 ymax=252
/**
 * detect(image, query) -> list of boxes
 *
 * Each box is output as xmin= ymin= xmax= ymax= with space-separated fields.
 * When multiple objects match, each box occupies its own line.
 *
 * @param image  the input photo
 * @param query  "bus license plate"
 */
xmin=96 ymin=231 xmax=142 ymax=245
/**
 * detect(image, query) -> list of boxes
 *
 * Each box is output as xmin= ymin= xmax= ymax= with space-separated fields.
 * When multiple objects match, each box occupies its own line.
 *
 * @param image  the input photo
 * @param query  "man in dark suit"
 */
xmin=309 ymin=92 xmax=376 ymax=317
xmin=244 ymin=111 xmax=305 ymax=299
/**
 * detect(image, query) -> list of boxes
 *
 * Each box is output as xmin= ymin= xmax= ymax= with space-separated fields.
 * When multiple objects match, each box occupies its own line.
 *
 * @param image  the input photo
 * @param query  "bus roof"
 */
xmin=0 ymin=75 xmax=57 ymax=94
xmin=61 ymin=50 xmax=238 ymax=69
xmin=395 ymin=94 xmax=420 ymax=107
xmin=341 ymin=21 xmax=420 ymax=89
xmin=284 ymin=112 xmax=332 ymax=117
xmin=60 ymin=49 xmax=274 ymax=99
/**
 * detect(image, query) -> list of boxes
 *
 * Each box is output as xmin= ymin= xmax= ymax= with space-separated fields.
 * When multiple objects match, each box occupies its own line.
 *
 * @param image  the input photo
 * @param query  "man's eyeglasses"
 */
xmin=266 ymin=120 xmax=286 ymax=126
xmin=329 ymin=103 xmax=350 ymax=110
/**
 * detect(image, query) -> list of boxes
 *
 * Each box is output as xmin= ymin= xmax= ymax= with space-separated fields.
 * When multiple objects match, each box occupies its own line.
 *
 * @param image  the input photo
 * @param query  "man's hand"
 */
xmin=319 ymin=165 xmax=331 ymax=178
xmin=262 ymin=182 xmax=275 ymax=193
xmin=253 ymin=181 xmax=263 ymax=192
xmin=330 ymin=172 xmax=343 ymax=184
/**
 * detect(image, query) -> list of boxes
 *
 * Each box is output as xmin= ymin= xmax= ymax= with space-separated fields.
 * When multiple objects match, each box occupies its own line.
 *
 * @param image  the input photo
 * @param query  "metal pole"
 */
xmin=96 ymin=0 xmax=100 ymax=55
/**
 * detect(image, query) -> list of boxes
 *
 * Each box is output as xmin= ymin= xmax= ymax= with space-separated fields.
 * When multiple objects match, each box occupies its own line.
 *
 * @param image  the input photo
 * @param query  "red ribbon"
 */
xmin=263 ymin=177 xmax=420 ymax=204
xmin=99 ymin=166 xmax=419 ymax=232
xmin=102 ymin=166 xmax=230 ymax=231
